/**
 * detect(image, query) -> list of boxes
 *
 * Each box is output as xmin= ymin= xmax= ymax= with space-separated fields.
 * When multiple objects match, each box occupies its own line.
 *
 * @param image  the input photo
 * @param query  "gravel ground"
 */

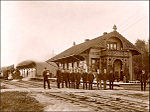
xmin=1 ymin=80 xmax=149 ymax=111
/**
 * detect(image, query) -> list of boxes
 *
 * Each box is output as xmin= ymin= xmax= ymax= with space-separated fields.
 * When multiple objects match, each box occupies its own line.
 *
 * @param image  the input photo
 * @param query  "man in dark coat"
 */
xmin=61 ymin=69 xmax=65 ymax=88
xmin=43 ymin=67 xmax=50 ymax=89
xmin=70 ymin=69 xmax=75 ymax=88
xmin=88 ymin=70 xmax=94 ymax=90
xmin=108 ymin=69 xmax=115 ymax=89
xmin=140 ymin=70 xmax=148 ymax=91
xmin=75 ymin=69 xmax=81 ymax=89
xmin=56 ymin=68 xmax=61 ymax=88
xmin=84 ymin=71 xmax=88 ymax=89
xmin=81 ymin=69 xmax=88 ymax=89
xmin=96 ymin=69 xmax=102 ymax=90
xmin=103 ymin=69 xmax=107 ymax=90
xmin=67 ymin=69 xmax=71 ymax=88
xmin=63 ymin=69 xmax=68 ymax=88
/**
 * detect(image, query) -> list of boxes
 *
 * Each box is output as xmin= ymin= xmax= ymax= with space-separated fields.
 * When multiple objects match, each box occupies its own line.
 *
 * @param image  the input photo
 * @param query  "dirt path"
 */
xmin=1 ymin=80 xmax=149 ymax=111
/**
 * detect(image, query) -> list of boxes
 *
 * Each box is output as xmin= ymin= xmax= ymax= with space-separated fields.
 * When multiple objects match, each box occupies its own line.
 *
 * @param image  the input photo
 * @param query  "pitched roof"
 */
xmin=16 ymin=60 xmax=36 ymax=69
xmin=16 ymin=60 xmax=58 ymax=69
xmin=47 ymin=31 xmax=140 ymax=62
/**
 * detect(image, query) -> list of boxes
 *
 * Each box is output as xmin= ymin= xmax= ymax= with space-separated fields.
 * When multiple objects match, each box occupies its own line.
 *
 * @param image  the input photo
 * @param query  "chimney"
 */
xmin=73 ymin=41 xmax=76 ymax=46
xmin=85 ymin=39 xmax=90 ymax=42
xmin=103 ymin=32 xmax=107 ymax=35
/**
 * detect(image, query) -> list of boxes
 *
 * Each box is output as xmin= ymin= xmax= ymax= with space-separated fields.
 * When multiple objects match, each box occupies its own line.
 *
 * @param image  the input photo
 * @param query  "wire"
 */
xmin=118 ymin=8 xmax=142 ymax=30
xmin=120 ymin=16 xmax=145 ymax=33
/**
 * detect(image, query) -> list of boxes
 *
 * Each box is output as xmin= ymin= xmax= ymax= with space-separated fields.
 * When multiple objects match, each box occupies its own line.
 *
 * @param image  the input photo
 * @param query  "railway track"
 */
xmin=43 ymin=91 xmax=148 ymax=111
xmin=1 ymin=80 xmax=56 ymax=88
xmin=1 ymin=80 xmax=149 ymax=111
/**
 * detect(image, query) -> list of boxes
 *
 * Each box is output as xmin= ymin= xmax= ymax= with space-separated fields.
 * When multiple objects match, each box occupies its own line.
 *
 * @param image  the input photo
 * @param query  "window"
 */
xmin=107 ymin=44 xmax=109 ymax=49
xmin=92 ymin=59 xmax=96 ymax=64
xmin=114 ymin=43 xmax=117 ymax=50
xmin=110 ymin=44 xmax=113 ymax=49
xmin=107 ymin=42 xmax=117 ymax=50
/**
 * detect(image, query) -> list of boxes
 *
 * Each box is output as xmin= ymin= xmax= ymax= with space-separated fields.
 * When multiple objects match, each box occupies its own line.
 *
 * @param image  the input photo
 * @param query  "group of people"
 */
xmin=56 ymin=68 xmax=95 ymax=90
xmin=42 ymin=67 xmax=148 ymax=91
xmin=55 ymin=67 xmax=116 ymax=90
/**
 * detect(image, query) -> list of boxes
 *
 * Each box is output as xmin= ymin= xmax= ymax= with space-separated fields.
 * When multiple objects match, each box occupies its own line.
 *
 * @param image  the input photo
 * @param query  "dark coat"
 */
xmin=103 ymin=73 xmax=107 ymax=81
xmin=75 ymin=73 xmax=81 ymax=84
xmin=43 ymin=70 xmax=48 ymax=80
xmin=82 ymin=73 xmax=88 ymax=83
xmin=88 ymin=73 xmax=94 ymax=83
xmin=108 ymin=72 xmax=115 ymax=82
xmin=56 ymin=70 xmax=61 ymax=82
xmin=71 ymin=73 xmax=75 ymax=82
xmin=62 ymin=72 xmax=68 ymax=81
xmin=97 ymin=73 xmax=103 ymax=80
xmin=140 ymin=72 xmax=148 ymax=82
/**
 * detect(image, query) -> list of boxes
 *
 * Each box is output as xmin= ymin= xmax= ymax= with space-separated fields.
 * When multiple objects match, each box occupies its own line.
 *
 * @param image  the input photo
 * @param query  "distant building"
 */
xmin=16 ymin=60 xmax=57 ymax=78
xmin=1 ymin=65 xmax=14 ymax=79
xmin=47 ymin=25 xmax=141 ymax=81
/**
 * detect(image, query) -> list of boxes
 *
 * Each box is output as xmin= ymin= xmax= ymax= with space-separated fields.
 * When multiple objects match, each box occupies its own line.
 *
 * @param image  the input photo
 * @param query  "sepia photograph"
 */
xmin=1 ymin=1 xmax=149 ymax=111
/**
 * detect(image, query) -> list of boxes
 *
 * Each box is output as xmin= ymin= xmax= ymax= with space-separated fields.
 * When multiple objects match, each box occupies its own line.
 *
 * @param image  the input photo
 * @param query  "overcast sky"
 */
xmin=1 ymin=1 xmax=149 ymax=67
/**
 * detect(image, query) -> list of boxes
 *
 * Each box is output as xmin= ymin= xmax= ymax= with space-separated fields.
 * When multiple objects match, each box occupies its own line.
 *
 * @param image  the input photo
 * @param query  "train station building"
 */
xmin=47 ymin=25 xmax=141 ymax=81
xmin=16 ymin=60 xmax=57 ymax=78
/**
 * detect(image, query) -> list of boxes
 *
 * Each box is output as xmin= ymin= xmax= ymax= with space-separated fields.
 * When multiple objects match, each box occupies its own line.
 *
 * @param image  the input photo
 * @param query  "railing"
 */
xmin=101 ymin=50 xmax=129 ymax=57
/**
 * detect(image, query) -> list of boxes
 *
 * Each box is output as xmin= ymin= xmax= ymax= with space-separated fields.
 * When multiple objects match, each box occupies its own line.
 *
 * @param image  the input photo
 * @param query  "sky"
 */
xmin=1 ymin=1 xmax=149 ymax=67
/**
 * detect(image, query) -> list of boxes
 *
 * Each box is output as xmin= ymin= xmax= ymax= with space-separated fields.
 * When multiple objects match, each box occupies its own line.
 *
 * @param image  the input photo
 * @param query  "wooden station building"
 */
xmin=47 ymin=25 xmax=140 ymax=81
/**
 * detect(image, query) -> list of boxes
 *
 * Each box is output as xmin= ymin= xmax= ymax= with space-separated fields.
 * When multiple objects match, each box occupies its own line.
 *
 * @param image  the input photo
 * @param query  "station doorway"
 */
xmin=113 ymin=59 xmax=123 ymax=81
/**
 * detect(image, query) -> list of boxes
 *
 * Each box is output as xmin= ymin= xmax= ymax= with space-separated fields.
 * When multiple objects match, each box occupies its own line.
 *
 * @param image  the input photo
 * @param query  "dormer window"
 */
xmin=107 ymin=42 xmax=117 ymax=50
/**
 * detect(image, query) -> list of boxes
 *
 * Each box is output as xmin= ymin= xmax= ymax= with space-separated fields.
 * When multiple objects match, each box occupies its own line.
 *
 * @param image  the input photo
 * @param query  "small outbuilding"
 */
xmin=16 ymin=60 xmax=58 ymax=78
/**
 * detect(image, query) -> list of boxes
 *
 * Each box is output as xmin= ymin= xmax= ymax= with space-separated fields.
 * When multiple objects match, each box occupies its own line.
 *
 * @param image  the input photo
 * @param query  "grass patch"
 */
xmin=1 ymin=91 xmax=43 ymax=111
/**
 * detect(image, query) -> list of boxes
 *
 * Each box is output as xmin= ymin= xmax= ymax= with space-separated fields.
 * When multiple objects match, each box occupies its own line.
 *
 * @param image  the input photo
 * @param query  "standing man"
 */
xmin=70 ymin=69 xmax=75 ymax=88
xmin=64 ymin=69 xmax=68 ymax=88
xmin=43 ymin=67 xmax=50 ymax=89
xmin=81 ymin=69 xmax=85 ymax=89
xmin=56 ymin=68 xmax=61 ymax=88
xmin=109 ymin=69 xmax=115 ymax=90
xmin=140 ymin=70 xmax=148 ymax=91
xmin=67 ymin=69 xmax=71 ymax=88
xmin=61 ymin=69 xmax=65 ymax=88
xmin=96 ymin=69 xmax=102 ymax=90
xmin=103 ymin=69 xmax=107 ymax=90
xmin=75 ymin=69 xmax=81 ymax=89
xmin=82 ymin=69 xmax=88 ymax=89
xmin=76 ymin=68 xmax=81 ymax=89
xmin=88 ymin=69 xmax=94 ymax=90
